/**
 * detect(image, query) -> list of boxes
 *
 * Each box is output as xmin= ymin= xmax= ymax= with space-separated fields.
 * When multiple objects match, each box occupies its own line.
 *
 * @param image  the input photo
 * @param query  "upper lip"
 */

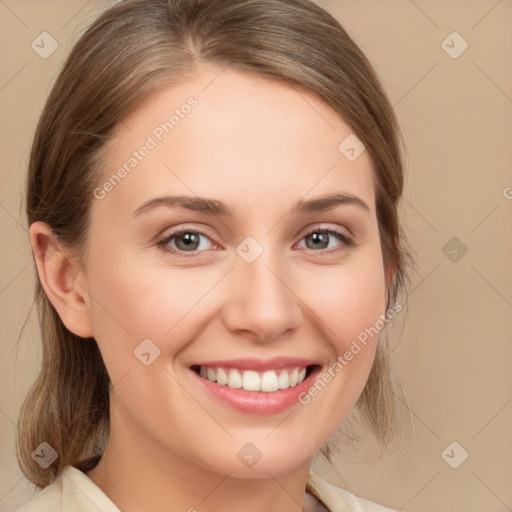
xmin=190 ymin=357 xmax=320 ymax=371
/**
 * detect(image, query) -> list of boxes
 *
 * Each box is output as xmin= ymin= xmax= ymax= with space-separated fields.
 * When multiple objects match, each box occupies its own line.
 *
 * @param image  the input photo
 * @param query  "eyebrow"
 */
xmin=132 ymin=192 xmax=371 ymax=217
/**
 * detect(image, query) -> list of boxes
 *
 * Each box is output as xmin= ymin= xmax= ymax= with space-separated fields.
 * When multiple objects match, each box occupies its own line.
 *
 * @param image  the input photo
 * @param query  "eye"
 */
xmin=157 ymin=228 xmax=218 ymax=255
xmin=156 ymin=225 xmax=353 ymax=257
xmin=296 ymin=227 xmax=353 ymax=254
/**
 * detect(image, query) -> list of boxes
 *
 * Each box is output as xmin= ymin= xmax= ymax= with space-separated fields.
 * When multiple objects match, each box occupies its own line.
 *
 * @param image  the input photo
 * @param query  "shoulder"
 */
xmin=306 ymin=472 xmax=398 ymax=512
xmin=11 ymin=477 xmax=63 ymax=512
xmin=12 ymin=465 xmax=120 ymax=512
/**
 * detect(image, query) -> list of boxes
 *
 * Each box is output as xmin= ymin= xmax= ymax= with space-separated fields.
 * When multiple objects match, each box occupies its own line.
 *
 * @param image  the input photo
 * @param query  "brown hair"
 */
xmin=18 ymin=0 xmax=413 ymax=488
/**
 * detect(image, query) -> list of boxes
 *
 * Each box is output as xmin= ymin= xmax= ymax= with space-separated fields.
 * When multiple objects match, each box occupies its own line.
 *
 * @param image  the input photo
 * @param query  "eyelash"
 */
xmin=156 ymin=226 xmax=354 ymax=257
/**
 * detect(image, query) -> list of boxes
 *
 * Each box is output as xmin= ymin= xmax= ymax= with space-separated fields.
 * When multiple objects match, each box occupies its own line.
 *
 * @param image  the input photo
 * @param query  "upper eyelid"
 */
xmin=158 ymin=225 xmax=216 ymax=243
xmin=158 ymin=224 xmax=352 ymax=251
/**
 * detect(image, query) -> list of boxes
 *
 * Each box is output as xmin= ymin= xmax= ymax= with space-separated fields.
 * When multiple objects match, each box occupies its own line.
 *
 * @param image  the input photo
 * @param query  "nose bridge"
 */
xmin=222 ymin=241 xmax=302 ymax=342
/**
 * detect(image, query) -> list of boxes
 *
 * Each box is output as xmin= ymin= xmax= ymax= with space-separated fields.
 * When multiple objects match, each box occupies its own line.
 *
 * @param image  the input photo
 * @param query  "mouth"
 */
xmin=188 ymin=357 xmax=323 ymax=414
xmin=190 ymin=363 xmax=319 ymax=393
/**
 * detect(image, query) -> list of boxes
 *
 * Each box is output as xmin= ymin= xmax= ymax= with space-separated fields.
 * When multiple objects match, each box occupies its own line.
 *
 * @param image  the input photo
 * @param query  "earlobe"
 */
xmin=29 ymin=221 xmax=94 ymax=338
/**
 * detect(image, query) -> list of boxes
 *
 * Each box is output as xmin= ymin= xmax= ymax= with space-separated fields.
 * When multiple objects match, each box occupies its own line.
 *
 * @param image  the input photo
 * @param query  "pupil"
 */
xmin=309 ymin=232 xmax=327 ymax=249
xmin=178 ymin=233 xmax=199 ymax=251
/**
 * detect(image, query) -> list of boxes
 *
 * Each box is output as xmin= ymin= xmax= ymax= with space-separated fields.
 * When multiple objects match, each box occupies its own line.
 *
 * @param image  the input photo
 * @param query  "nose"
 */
xmin=221 ymin=249 xmax=303 ymax=343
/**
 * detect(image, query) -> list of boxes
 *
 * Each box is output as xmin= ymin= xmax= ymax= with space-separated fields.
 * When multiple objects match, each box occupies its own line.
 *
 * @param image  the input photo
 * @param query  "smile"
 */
xmin=189 ymin=357 xmax=322 ymax=414
xmin=192 ymin=365 xmax=308 ymax=392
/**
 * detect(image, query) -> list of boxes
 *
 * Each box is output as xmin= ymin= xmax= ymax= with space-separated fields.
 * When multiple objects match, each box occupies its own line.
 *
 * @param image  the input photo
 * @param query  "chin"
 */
xmin=197 ymin=443 xmax=313 ymax=479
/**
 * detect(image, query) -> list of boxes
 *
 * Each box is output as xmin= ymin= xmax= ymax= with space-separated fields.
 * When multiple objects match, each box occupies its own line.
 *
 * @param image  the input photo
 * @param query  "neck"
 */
xmin=85 ymin=399 xmax=314 ymax=512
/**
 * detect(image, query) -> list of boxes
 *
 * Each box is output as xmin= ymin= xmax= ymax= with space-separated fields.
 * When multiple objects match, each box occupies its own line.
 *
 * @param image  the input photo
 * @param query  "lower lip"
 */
xmin=190 ymin=366 xmax=321 ymax=415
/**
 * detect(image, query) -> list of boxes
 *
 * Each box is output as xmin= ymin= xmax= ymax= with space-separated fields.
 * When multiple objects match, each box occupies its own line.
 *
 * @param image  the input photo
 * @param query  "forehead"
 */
xmin=94 ymin=64 xmax=375 ymax=219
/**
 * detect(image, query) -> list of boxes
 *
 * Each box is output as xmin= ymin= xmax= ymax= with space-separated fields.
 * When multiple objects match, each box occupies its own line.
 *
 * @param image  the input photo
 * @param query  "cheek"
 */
xmin=299 ymin=254 xmax=387 ymax=355
xmin=86 ymin=239 xmax=387 ymax=368
xmin=84 ymin=249 xmax=215 ymax=372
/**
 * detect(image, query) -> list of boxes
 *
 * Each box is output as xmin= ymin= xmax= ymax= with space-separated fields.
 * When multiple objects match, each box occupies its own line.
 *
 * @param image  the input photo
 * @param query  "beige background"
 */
xmin=1 ymin=1 xmax=511 ymax=510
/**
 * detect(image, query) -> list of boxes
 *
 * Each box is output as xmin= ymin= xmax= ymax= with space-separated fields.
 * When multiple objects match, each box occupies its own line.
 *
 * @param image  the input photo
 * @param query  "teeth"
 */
xmin=278 ymin=370 xmax=290 ymax=389
xmin=261 ymin=370 xmax=279 ymax=392
xmin=289 ymin=368 xmax=298 ymax=387
xmin=242 ymin=370 xmax=260 ymax=391
xmin=216 ymin=367 xmax=228 ymax=386
xmin=228 ymin=368 xmax=243 ymax=388
xmin=196 ymin=365 xmax=308 ymax=392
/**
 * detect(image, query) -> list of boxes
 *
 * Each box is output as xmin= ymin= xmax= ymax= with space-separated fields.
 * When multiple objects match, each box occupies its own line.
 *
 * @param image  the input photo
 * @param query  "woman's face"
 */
xmin=79 ymin=64 xmax=387 ymax=477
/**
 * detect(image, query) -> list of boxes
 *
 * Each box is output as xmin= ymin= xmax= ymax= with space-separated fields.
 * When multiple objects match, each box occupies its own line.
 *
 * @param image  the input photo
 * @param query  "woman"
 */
xmin=15 ymin=0 xmax=412 ymax=510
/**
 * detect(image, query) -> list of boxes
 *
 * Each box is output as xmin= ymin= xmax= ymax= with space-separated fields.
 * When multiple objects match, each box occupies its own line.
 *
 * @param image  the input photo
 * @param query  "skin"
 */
xmin=31 ymin=63 xmax=389 ymax=512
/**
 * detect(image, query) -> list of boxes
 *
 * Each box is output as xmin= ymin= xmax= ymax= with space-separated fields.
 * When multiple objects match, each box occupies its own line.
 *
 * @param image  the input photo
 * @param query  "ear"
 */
xmin=29 ymin=221 xmax=94 ymax=338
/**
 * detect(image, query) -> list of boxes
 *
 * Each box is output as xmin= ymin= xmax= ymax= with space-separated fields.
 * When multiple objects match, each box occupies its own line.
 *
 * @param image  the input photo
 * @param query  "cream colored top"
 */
xmin=12 ymin=465 xmax=397 ymax=512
